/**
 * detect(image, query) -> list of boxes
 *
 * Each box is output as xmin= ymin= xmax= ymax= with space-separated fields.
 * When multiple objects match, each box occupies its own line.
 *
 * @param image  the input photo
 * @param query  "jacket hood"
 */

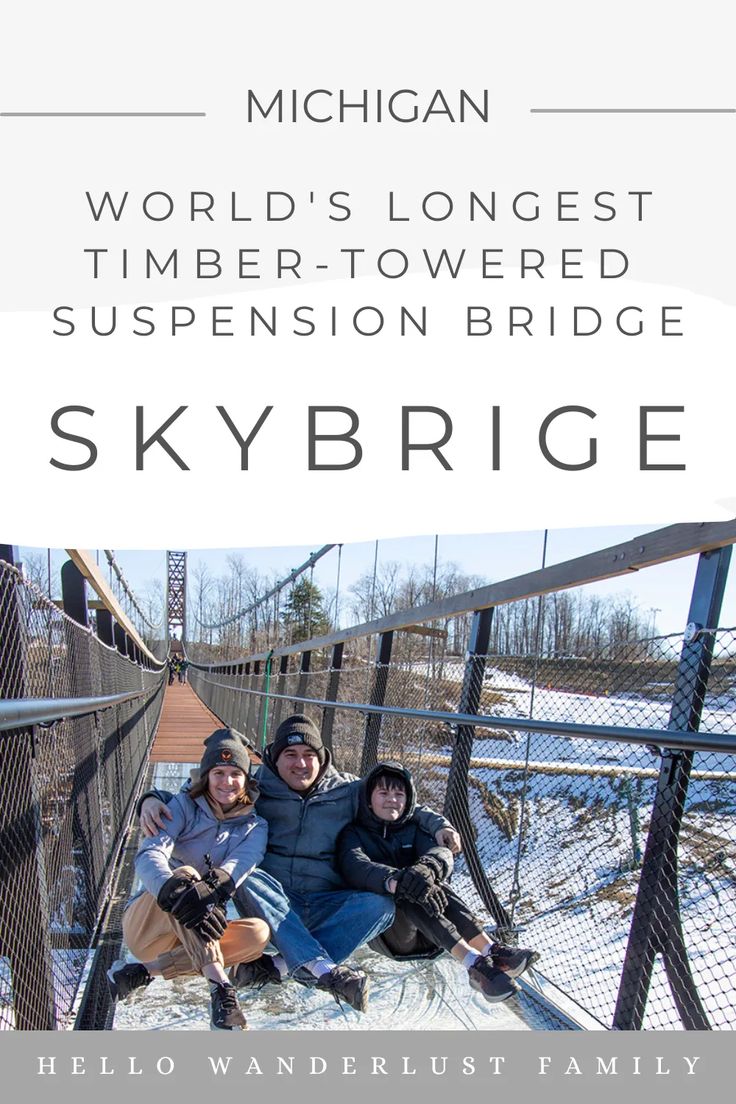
xmin=261 ymin=742 xmax=334 ymax=796
xmin=357 ymin=761 xmax=416 ymax=830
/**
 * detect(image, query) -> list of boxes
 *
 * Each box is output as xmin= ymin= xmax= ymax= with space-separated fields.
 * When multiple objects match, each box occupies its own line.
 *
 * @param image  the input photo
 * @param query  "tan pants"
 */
xmin=123 ymin=867 xmax=270 ymax=980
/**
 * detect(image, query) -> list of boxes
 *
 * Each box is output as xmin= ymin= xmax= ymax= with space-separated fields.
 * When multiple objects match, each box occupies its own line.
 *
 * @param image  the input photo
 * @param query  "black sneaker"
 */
xmin=489 ymin=942 xmax=539 ymax=979
xmin=229 ymin=954 xmax=282 ymax=990
xmin=467 ymin=955 xmax=518 ymax=1003
xmin=315 ymin=965 xmax=370 ymax=1013
xmin=209 ymin=982 xmax=247 ymax=1030
xmin=106 ymin=959 xmax=153 ymax=1002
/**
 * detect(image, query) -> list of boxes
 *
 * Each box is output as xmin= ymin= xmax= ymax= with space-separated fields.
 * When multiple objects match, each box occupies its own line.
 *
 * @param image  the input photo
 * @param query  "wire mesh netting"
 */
xmin=188 ymin=612 xmax=736 ymax=1031
xmin=0 ymin=560 xmax=166 ymax=1029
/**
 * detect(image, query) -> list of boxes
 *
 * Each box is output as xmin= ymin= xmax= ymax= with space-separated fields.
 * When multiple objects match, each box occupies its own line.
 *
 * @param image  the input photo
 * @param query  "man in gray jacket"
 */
xmin=140 ymin=714 xmax=459 ymax=1012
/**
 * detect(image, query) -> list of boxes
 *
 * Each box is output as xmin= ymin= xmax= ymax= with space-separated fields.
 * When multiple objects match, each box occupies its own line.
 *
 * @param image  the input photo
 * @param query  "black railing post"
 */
xmin=443 ymin=608 xmax=512 ymax=935
xmin=270 ymin=655 xmax=290 ymax=735
xmin=0 ymin=549 xmax=57 ymax=1028
xmin=613 ymin=546 xmax=732 ymax=1030
xmin=360 ymin=631 xmax=393 ymax=774
xmin=61 ymin=560 xmax=106 ymax=933
xmin=297 ymin=650 xmax=312 ymax=709
xmin=96 ymin=608 xmax=114 ymax=647
xmin=321 ymin=642 xmax=344 ymax=753
xmin=244 ymin=662 xmax=256 ymax=738
xmin=252 ymin=661 xmax=265 ymax=745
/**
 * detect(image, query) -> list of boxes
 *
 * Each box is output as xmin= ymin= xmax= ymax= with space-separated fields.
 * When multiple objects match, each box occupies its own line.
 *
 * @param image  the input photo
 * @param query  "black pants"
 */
xmin=381 ymin=886 xmax=486 ymax=958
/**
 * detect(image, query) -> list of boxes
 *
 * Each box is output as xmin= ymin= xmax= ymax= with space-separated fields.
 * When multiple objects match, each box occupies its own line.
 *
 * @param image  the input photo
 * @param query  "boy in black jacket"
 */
xmin=337 ymin=761 xmax=538 ymax=1003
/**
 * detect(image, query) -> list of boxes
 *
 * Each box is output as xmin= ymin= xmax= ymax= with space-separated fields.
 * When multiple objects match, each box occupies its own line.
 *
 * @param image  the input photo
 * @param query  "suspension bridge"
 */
xmin=1 ymin=522 xmax=735 ymax=1031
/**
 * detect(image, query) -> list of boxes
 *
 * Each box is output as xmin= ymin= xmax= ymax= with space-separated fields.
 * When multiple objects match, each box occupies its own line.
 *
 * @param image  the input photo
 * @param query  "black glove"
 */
xmin=394 ymin=864 xmax=435 ymax=905
xmin=416 ymin=882 xmax=448 ymax=918
xmin=416 ymin=851 xmax=451 ymax=883
xmin=190 ymin=903 xmax=228 ymax=944
xmin=157 ymin=870 xmax=198 ymax=914
xmin=171 ymin=868 xmax=235 ymax=929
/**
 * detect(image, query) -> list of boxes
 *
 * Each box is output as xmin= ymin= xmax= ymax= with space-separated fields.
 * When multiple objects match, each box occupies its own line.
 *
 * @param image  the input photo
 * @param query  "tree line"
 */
xmin=184 ymin=554 xmax=657 ymax=661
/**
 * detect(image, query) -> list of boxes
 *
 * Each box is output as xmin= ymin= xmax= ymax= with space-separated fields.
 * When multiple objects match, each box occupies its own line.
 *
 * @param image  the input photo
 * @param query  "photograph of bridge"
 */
xmin=1 ymin=521 xmax=734 ymax=1032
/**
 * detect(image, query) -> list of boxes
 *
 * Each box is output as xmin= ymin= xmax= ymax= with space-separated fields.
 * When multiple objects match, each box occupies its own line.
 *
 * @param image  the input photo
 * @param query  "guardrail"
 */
xmin=0 ymin=557 xmax=166 ymax=1029
xmin=187 ymin=523 xmax=736 ymax=1030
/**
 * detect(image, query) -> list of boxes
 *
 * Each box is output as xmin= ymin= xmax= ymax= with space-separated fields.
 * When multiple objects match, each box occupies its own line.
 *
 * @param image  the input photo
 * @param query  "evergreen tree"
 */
xmin=281 ymin=577 xmax=330 ymax=642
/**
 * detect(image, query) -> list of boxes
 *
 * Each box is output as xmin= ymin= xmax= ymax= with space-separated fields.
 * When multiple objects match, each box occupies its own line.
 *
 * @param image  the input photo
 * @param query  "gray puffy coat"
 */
xmin=134 ymin=791 xmax=268 ymax=901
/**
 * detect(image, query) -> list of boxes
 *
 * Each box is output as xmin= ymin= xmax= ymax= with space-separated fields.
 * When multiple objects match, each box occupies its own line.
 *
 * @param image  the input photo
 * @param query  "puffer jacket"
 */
xmin=336 ymin=761 xmax=454 ymax=895
xmin=255 ymin=747 xmax=450 ymax=894
xmin=140 ymin=747 xmax=451 ymax=896
xmin=133 ymin=790 xmax=268 ymax=902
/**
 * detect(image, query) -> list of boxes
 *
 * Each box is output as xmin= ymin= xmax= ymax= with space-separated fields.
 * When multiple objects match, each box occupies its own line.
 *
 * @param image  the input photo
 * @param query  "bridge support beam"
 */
xmin=444 ymin=608 xmax=513 ymax=936
xmin=613 ymin=545 xmax=732 ymax=1030
xmin=61 ymin=559 xmax=107 ymax=936
xmin=321 ymin=642 xmax=344 ymax=753
xmin=360 ymin=631 xmax=394 ymax=774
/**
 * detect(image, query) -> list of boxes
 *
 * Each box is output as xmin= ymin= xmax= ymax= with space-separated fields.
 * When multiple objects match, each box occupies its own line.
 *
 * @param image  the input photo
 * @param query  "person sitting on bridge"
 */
xmin=337 ymin=761 xmax=538 ymax=1004
xmin=108 ymin=730 xmax=270 ymax=1031
xmin=139 ymin=714 xmax=460 ymax=1013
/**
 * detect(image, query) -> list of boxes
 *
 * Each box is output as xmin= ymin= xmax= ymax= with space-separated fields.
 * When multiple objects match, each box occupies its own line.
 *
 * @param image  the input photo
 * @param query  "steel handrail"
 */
xmin=190 ymin=675 xmax=736 ymax=756
xmin=0 ymin=686 xmax=160 ymax=732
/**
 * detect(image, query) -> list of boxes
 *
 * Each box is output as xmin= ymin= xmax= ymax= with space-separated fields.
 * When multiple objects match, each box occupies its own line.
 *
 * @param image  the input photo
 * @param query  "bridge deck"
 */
xmin=149 ymin=682 xmax=222 ymax=762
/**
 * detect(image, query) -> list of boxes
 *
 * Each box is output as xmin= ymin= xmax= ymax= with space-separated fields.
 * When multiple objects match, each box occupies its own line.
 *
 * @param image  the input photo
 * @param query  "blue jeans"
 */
xmin=235 ymin=869 xmax=395 ymax=974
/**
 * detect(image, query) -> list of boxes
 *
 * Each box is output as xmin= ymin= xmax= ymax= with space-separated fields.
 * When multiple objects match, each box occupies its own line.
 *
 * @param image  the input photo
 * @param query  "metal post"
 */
xmin=60 ymin=560 xmax=106 ymax=934
xmin=613 ymin=546 xmax=732 ymax=1030
xmin=244 ymin=662 xmax=256 ymax=739
xmin=96 ymin=609 xmax=114 ymax=647
xmin=61 ymin=559 xmax=89 ymax=627
xmin=360 ymin=631 xmax=394 ymax=774
xmin=321 ymin=642 xmax=344 ymax=753
xmin=270 ymin=655 xmax=290 ymax=734
xmin=443 ymin=608 xmax=512 ymax=934
xmin=113 ymin=623 xmax=127 ymax=658
xmin=297 ymin=650 xmax=312 ymax=708
xmin=252 ymin=661 xmax=264 ymax=743
xmin=0 ymin=549 xmax=57 ymax=1028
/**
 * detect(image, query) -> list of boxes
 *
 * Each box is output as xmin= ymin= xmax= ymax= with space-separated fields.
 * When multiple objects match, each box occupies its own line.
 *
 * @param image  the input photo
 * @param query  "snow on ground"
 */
xmin=456 ymin=680 xmax=736 ymax=1031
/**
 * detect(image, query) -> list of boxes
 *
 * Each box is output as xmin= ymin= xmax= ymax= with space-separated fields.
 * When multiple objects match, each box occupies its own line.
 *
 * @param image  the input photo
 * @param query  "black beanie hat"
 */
xmin=271 ymin=713 xmax=325 ymax=764
xmin=200 ymin=728 xmax=252 ymax=775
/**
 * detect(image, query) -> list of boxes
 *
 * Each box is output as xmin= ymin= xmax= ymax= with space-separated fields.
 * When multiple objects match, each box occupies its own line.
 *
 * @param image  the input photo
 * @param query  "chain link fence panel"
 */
xmin=0 ymin=560 xmax=165 ymax=1029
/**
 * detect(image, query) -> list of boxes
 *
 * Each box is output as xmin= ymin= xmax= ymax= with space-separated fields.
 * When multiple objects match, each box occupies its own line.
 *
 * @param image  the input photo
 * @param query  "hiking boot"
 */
xmin=315 ymin=965 xmax=370 ymax=1012
xmin=467 ymin=955 xmax=518 ymax=1003
xmin=489 ymin=941 xmax=539 ymax=979
xmin=209 ymin=982 xmax=247 ymax=1030
xmin=229 ymin=954 xmax=282 ymax=990
xmin=106 ymin=959 xmax=153 ymax=1002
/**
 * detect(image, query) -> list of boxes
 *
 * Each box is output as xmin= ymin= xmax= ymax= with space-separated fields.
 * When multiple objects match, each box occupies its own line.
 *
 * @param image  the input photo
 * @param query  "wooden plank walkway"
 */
xmin=149 ymin=682 xmax=222 ymax=763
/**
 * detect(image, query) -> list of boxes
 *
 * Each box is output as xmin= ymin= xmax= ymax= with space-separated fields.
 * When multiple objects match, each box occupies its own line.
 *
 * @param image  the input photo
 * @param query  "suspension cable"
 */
xmin=103 ymin=549 xmax=162 ymax=632
xmin=189 ymin=545 xmax=336 ymax=631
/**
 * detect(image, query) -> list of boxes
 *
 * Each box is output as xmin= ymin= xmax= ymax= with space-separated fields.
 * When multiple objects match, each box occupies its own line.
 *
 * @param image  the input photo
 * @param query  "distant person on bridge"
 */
xmin=109 ymin=730 xmax=270 ymax=1031
xmin=178 ymin=657 xmax=189 ymax=684
xmin=167 ymin=657 xmax=176 ymax=685
xmin=337 ymin=761 xmax=539 ymax=1004
xmin=139 ymin=713 xmax=460 ymax=1013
